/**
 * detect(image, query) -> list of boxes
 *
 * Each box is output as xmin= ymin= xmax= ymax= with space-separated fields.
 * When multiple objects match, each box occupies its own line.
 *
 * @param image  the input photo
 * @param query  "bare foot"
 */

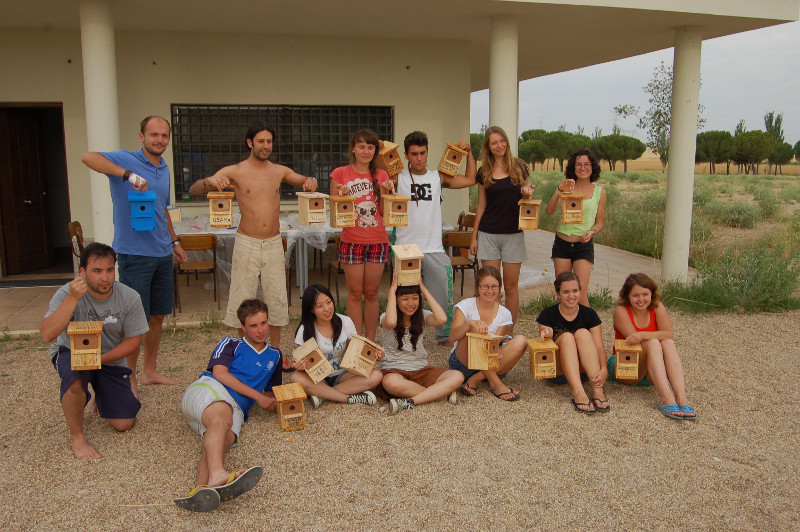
xmin=208 ymin=469 xmax=244 ymax=488
xmin=89 ymin=398 xmax=99 ymax=416
xmin=140 ymin=371 xmax=179 ymax=386
xmin=71 ymin=436 xmax=101 ymax=460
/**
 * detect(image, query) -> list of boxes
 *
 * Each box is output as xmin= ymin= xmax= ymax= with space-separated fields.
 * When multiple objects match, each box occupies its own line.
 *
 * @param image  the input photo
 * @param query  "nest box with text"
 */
xmin=128 ymin=191 xmax=157 ymax=231
xmin=376 ymin=141 xmax=404 ymax=177
xmin=391 ymin=243 xmax=423 ymax=286
xmin=559 ymin=191 xmax=584 ymax=225
xmin=438 ymin=142 xmax=468 ymax=177
xmin=614 ymin=340 xmax=643 ymax=381
xmin=329 ymin=195 xmax=355 ymax=228
xmin=527 ymin=338 xmax=558 ymax=379
xmin=382 ymin=194 xmax=410 ymax=227
xmin=207 ymin=191 xmax=235 ymax=228
xmin=273 ymin=382 xmax=307 ymax=432
xmin=68 ymin=321 xmax=103 ymax=371
xmin=518 ymin=198 xmax=542 ymax=230
xmin=466 ymin=332 xmax=501 ymax=371
xmin=297 ymin=192 xmax=329 ymax=226
xmin=341 ymin=335 xmax=383 ymax=378
xmin=292 ymin=338 xmax=334 ymax=384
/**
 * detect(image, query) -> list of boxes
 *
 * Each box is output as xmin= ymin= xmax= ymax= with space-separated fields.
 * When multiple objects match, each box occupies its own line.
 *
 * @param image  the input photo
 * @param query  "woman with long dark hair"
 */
xmin=377 ymin=272 xmax=463 ymax=415
xmin=290 ymin=284 xmax=382 ymax=408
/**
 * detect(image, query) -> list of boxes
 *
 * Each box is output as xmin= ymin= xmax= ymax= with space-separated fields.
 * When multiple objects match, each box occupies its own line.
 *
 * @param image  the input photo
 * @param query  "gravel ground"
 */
xmin=1 ymin=309 xmax=798 ymax=531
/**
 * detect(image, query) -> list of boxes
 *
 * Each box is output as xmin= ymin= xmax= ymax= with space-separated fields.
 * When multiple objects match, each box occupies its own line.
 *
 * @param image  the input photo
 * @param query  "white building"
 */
xmin=1 ymin=0 xmax=797 ymax=280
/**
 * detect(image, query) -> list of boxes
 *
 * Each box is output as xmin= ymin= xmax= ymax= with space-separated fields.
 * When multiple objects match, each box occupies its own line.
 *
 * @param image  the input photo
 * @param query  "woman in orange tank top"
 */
xmin=612 ymin=273 xmax=697 ymax=420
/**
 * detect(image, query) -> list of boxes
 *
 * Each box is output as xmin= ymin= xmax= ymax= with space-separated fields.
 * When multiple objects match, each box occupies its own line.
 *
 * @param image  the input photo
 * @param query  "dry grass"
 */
xmin=1 ymin=309 xmax=799 ymax=530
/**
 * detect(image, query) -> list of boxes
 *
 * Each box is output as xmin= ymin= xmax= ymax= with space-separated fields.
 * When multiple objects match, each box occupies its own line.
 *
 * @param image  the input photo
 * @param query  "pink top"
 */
xmin=330 ymin=165 xmax=390 ymax=244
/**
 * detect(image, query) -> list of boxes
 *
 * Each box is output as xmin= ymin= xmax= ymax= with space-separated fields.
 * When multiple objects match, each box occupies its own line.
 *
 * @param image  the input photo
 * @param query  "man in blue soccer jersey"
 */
xmin=174 ymin=298 xmax=281 ymax=512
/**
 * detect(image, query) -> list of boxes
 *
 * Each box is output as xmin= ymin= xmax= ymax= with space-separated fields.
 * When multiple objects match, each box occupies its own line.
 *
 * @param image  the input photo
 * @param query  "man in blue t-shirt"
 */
xmin=174 ymin=298 xmax=282 ymax=512
xmin=81 ymin=116 xmax=188 ymax=393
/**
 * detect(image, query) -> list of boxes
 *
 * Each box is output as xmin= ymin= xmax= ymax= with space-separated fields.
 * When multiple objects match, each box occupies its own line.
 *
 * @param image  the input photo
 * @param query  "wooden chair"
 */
xmin=327 ymin=236 xmax=344 ymax=303
xmin=67 ymin=221 xmax=84 ymax=275
xmin=457 ymin=211 xmax=476 ymax=231
xmin=442 ymin=230 xmax=477 ymax=296
xmin=173 ymin=234 xmax=218 ymax=315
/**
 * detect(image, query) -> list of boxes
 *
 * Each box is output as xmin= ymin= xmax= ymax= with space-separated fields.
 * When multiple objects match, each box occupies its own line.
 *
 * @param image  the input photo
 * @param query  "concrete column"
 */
xmin=489 ymin=16 xmax=519 ymax=153
xmin=662 ymin=27 xmax=702 ymax=282
xmin=80 ymin=0 xmax=119 ymax=247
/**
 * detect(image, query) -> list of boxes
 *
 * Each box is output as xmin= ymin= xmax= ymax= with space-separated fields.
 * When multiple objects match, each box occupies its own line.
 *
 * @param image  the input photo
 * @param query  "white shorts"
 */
xmin=181 ymin=375 xmax=245 ymax=442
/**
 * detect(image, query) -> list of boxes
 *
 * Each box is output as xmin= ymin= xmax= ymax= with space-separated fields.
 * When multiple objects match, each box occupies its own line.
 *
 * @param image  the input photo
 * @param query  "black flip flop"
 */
xmin=571 ymin=398 xmax=596 ymax=414
xmin=174 ymin=486 xmax=220 ymax=512
xmin=459 ymin=383 xmax=477 ymax=397
xmin=494 ymin=387 xmax=521 ymax=402
xmin=592 ymin=397 xmax=611 ymax=413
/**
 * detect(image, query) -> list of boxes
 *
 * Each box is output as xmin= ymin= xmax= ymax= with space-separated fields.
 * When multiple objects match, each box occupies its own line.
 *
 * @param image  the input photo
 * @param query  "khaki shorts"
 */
xmin=224 ymin=232 xmax=289 ymax=328
xmin=181 ymin=375 xmax=244 ymax=441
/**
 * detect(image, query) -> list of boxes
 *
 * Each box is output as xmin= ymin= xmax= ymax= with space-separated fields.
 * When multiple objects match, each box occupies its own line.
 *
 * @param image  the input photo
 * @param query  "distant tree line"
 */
xmin=696 ymin=111 xmax=798 ymax=175
xmin=470 ymin=125 xmax=646 ymax=172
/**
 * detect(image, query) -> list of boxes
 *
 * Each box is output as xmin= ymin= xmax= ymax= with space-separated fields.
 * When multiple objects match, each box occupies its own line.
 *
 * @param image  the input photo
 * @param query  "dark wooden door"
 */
xmin=0 ymin=108 xmax=53 ymax=275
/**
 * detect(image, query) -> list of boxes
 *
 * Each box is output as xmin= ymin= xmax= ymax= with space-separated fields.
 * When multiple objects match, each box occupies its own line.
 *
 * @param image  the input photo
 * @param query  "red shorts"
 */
xmin=375 ymin=366 xmax=448 ymax=399
xmin=339 ymin=240 xmax=389 ymax=265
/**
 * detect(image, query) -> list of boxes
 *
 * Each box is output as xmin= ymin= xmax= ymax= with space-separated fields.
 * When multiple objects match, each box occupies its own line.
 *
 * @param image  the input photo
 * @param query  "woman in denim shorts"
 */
xmin=470 ymin=126 xmax=534 ymax=328
xmin=545 ymin=148 xmax=607 ymax=306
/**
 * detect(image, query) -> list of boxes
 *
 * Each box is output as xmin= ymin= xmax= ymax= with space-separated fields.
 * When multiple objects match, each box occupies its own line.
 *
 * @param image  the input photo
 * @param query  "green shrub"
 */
xmin=693 ymin=184 xmax=714 ymax=207
xmin=622 ymin=172 xmax=641 ymax=182
xmin=662 ymin=245 xmax=800 ymax=312
xmin=753 ymin=186 xmax=780 ymax=219
xmin=638 ymin=173 xmax=661 ymax=184
xmin=603 ymin=173 xmax=620 ymax=186
xmin=639 ymin=189 xmax=667 ymax=211
xmin=717 ymin=183 xmax=734 ymax=195
xmin=704 ymin=200 xmax=759 ymax=228
xmin=780 ymin=185 xmax=800 ymax=203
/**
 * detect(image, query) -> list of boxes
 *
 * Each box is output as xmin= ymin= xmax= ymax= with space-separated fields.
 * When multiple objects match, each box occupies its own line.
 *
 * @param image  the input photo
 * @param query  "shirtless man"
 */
xmin=189 ymin=121 xmax=317 ymax=354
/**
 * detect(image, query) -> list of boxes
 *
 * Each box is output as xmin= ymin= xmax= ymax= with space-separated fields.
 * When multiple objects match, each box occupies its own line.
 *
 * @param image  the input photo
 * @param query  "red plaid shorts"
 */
xmin=339 ymin=240 xmax=389 ymax=265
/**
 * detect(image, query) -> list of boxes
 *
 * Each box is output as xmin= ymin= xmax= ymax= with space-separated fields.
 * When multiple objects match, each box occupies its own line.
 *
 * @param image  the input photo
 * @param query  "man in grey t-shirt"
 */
xmin=40 ymin=243 xmax=149 ymax=460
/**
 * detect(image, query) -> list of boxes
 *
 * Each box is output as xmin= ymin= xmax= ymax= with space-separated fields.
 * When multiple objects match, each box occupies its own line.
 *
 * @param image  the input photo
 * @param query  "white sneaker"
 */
xmin=348 ymin=391 xmax=376 ymax=406
xmin=447 ymin=391 xmax=458 ymax=405
xmin=309 ymin=395 xmax=324 ymax=409
xmin=389 ymin=397 xmax=414 ymax=415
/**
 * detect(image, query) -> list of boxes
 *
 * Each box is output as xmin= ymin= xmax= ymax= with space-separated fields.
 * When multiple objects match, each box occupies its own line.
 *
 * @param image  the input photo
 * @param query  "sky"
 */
xmin=470 ymin=21 xmax=800 ymax=145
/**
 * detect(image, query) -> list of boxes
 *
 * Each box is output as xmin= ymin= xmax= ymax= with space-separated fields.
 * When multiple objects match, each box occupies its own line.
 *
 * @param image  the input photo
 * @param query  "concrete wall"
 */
xmin=0 ymin=28 xmax=471 ymax=241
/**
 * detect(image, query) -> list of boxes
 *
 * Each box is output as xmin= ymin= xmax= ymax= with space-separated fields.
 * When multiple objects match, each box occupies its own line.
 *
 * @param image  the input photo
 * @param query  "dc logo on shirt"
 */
xmin=411 ymin=183 xmax=432 ymax=201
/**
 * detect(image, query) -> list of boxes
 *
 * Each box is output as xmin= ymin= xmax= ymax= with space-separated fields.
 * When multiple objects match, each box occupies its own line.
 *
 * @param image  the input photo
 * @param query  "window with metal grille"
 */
xmin=171 ymin=104 xmax=394 ymax=201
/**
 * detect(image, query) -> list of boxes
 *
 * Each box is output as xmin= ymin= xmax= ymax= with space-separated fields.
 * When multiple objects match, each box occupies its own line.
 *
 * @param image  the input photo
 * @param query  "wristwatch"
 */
xmin=172 ymin=240 xmax=181 ymax=247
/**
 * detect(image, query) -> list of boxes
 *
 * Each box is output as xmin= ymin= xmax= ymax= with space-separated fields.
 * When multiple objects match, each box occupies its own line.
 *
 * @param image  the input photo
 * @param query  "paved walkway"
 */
xmin=0 ymin=230 xmax=669 ymax=334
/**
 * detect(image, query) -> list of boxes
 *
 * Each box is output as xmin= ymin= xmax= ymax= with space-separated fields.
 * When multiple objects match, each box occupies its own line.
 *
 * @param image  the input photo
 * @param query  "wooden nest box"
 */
xmin=375 ymin=141 xmax=404 ymax=178
xmin=382 ymin=194 xmax=410 ymax=227
xmin=614 ymin=340 xmax=643 ymax=381
xmin=559 ymin=191 xmax=584 ymax=225
xmin=273 ymin=382 xmax=307 ymax=432
xmin=438 ymin=142 xmax=468 ymax=177
xmin=297 ymin=192 xmax=329 ymax=226
xmin=207 ymin=191 xmax=235 ymax=228
xmin=527 ymin=338 xmax=558 ymax=379
xmin=391 ymin=243 xmax=423 ymax=286
xmin=68 ymin=321 xmax=103 ymax=370
xmin=341 ymin=334 xmax=383 ymax=378
xmin=128 ymin=191 xmax=157 ymax=231
xmin=329 ymin=195 xmax=355 ymax=228
xmin=292 ymin=338 xmax=334 ymax=384
xmin=518 ymin=198 xmax=542 ymax=230
xmin=466 ymin=332 xmax=501 ymax=371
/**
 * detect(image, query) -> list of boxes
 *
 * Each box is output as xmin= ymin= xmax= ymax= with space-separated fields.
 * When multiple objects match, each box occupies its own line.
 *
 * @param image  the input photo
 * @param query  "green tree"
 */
xmin=764 ymin=111 xmax=787 ymax=174
xmin=621 ymin=135 xmax=646 ymax=172
xmin=615 ymin=61 xmax=704 ymax=173
xmin=470 ymin=124 xmax=487 ymax=160
xmin=770 ymin=142 xmax=794 ymax=175
xmin=591 ymin=134 xmax=645 ymax=172
xmin=795 ymin=139 xmax=800 ymax=162
xmin=518 ymin=139 xmax=550 ymax=170
xmin=542 ymin=130 xmax=575 ymax=171
xmin=696 ymin=130 xmax=734 ymax=175
xmin=732 ymin=130 xmax=775 ymax=174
